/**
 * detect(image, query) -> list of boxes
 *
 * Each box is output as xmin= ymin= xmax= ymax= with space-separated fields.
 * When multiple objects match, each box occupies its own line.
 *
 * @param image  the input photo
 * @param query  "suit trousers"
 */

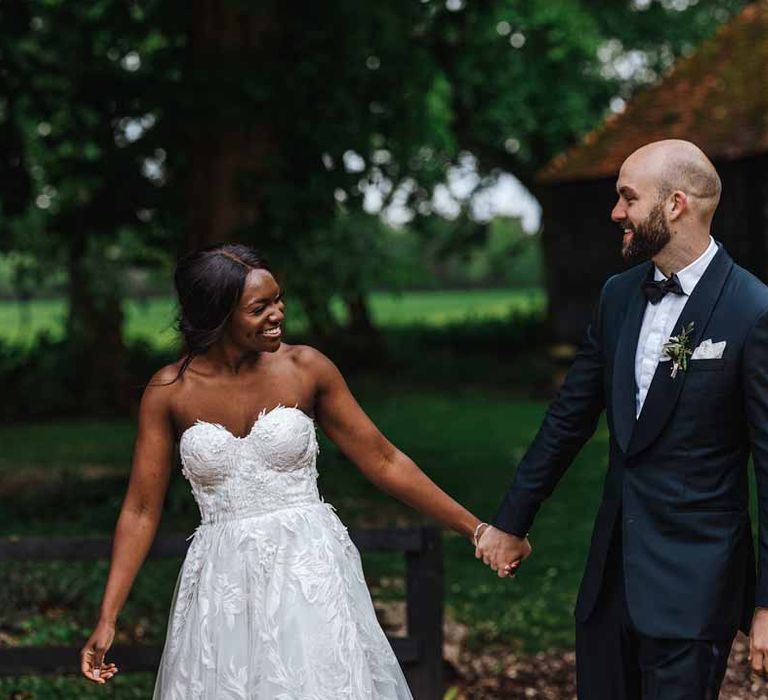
xmin=575 ymin=519 xmax=734 ymax=700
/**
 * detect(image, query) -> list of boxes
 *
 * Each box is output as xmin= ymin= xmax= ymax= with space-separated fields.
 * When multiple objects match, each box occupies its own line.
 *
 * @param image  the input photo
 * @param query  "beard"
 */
xmin=621 ymin=200 xmax=672 ymax=264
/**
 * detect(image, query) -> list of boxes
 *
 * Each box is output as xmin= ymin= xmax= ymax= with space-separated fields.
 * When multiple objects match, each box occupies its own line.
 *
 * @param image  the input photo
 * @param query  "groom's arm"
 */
xmin=741 ymin=307 xmax=768 ymax=673
xmin=493 ymin=280 xmax=610 ymax=538
xmin=743 ymin=308 xmax=768 ymax=604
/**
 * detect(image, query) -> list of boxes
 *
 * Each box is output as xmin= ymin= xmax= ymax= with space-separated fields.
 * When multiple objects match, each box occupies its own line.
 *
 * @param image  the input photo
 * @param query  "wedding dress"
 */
xmin=152 ymin=405 xmax=413 ymax=699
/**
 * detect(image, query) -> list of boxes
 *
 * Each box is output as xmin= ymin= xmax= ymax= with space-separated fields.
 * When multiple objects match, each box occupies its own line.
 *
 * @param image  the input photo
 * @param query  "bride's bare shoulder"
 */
xmin=142 ymin=359 xmax=192 ymax=402
xmin=283 ymin=344 xmax=339 ymax=377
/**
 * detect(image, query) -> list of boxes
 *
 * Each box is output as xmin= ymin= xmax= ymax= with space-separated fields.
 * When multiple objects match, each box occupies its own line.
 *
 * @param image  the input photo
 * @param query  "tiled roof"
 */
xmin=539 ymin=1 xmax=768 ymax=184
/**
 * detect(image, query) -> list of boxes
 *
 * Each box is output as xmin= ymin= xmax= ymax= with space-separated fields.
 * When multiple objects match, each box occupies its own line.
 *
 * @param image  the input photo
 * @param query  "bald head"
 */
xmin=613 ymin=140 xmax=722 ymax=270
xmin=623 ymin=139 xmax=721 ymax=221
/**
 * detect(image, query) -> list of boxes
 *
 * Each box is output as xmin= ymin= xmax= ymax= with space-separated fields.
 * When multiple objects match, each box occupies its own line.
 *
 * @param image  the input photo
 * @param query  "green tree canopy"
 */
xmin=0 ymin=0 xmax=752 ymax=394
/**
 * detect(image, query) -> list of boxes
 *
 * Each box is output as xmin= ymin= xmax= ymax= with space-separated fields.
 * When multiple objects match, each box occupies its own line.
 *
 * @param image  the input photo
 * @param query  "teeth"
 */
xmin=263 ymin=326 xmax=281 ymax=336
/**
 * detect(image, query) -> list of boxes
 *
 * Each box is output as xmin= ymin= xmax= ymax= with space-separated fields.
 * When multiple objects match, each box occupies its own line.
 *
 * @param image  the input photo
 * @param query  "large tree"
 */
xmin=0 ymin=0 xmax=185 ymax=409
xmin=180 ymin=0 xmax=750 ymax=334
xmin=0 ymin=0 xmax=752 ymax=394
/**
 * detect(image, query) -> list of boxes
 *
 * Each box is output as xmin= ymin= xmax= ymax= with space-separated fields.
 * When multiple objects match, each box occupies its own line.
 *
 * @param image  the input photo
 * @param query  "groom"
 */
xmin=477 ymin=139 xmax=768 ymax=698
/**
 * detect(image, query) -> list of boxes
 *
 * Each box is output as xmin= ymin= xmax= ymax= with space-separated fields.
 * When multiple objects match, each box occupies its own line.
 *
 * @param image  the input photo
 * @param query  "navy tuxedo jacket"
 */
xmin=494 ymin=244 xmax=768 ymax=639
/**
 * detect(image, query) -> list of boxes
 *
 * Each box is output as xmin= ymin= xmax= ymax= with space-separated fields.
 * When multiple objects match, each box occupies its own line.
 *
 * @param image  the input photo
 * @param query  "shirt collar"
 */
xmin=653 ymin=236 xmax=717 ymax=295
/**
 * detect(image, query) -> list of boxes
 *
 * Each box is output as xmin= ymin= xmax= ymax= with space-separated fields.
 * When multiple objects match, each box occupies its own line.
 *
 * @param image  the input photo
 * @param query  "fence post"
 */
xmin=0 ymin=528 xmax=445 ymax=691
xmin=404 ymin=526 xmax=443 ymax=700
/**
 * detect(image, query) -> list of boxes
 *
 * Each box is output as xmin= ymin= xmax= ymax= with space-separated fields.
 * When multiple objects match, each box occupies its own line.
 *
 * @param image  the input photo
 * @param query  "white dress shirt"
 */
xmin=634 ymin=236 xmax=718 ymax=417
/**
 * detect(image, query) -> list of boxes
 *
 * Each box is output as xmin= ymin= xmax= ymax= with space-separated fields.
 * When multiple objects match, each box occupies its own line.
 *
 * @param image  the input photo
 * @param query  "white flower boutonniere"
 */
xmin=662 ymin=321 xmax=695 ymax=379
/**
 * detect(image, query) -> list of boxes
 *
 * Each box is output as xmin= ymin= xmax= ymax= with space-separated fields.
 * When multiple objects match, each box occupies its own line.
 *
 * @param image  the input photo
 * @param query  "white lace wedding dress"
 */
xmin=152 ymin=406 xmax=413 ymax=699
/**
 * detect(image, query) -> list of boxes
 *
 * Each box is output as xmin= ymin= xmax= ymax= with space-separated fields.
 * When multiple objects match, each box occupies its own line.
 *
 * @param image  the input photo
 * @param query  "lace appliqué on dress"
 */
xmin=152 ymin=406 xmax=412 ymax=700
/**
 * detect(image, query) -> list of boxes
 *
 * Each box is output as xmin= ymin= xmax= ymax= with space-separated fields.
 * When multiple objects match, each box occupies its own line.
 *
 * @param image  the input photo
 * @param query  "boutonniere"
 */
xmin=662 ymin=322 xmax=695 ymax=379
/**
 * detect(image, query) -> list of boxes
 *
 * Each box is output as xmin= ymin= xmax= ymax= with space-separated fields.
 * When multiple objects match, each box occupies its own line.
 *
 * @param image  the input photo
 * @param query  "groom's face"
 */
xmin=612 ymin=164 xmax=672 ymax=264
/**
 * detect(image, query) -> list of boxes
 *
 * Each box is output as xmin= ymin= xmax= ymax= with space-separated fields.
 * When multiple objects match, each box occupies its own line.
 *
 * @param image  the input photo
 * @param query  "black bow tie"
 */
xmin=642 ymin=274 xmax=685 ymax=305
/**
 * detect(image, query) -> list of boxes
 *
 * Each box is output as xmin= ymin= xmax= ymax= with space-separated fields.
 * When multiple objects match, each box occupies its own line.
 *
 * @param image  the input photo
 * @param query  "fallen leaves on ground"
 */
xmin=444 ymin=631 xmax=768 ymax=699
xmin=375 ymin=596 xmax=768 ymax=698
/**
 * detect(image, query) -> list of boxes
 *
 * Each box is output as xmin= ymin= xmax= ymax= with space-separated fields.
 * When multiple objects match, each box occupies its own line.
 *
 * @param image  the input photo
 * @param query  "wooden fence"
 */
xmin=0 ymin=526 xmax=444 ymax=699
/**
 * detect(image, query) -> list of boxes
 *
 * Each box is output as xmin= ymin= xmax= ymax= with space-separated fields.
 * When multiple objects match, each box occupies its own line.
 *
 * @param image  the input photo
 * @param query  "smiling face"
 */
xmin=611 ymin=153 xmax=672 ymax=264
xmin=224 ymin=268 xmax=285 ymax=352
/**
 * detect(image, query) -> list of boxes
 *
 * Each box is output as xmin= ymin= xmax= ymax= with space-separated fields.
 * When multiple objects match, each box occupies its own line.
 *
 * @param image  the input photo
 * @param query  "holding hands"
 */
xmin=474 ymin=523 xmax=532 ymax=578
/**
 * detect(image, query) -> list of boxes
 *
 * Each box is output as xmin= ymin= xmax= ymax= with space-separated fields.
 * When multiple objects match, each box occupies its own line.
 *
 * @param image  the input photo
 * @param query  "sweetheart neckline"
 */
xmin=180 ymin=405 xmax=314 ymax=443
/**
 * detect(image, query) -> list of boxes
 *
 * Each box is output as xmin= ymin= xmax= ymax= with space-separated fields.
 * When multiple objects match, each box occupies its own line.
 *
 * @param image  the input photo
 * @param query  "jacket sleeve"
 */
xmin=493 ymin=280 xmax=610 ymax=537
xmin=742 ymin=307 xmax=768 ymax=607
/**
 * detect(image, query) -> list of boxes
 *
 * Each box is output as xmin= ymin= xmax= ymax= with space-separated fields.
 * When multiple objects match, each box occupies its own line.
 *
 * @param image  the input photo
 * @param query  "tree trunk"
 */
xmin=300 ymin=295 xmax=339 ymax=342
xmin=344 ymin=292 xmax=374 ymax=333
xmin=65 ymin=236 xmax=128 ymax=413
xmin=184 ymin=0 xmax=273 ymax=251
xmin=343 ymin=292 xmax=383 ymax=355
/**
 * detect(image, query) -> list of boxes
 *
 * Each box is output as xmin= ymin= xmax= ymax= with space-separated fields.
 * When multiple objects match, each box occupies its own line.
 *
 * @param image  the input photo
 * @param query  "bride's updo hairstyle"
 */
xmin=171 ymin=243 xmax=272 ymax=380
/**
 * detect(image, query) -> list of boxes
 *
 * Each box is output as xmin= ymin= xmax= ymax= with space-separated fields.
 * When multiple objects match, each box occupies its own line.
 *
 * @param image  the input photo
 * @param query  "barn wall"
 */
xmin=713 ymin=154 xmax=768 ymax=281
xmin=540 ymin=177 xmax=624 ymax=345
xmin=542 ymin=154 xmax=768 ymax=345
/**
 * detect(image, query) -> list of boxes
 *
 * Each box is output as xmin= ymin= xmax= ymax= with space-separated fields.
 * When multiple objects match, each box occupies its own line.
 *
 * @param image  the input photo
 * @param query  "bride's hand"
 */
xmin=80 ymin=619 xmax=118 ymax=684
xmin=475 ymin=526 xmax=532 ymax=578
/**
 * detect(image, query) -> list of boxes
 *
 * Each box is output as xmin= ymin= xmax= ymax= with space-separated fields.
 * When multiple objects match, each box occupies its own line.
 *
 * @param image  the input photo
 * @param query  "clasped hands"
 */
xmin=474 ymin=524 xmax=532 ymax=578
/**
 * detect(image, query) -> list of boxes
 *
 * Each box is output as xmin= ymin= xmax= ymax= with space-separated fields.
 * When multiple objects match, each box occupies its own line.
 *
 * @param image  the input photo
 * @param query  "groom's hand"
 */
xmin=475 ymin=526 xmax=532 ymax=578
xmin=750 ymin=608 xmax=768 ymax=675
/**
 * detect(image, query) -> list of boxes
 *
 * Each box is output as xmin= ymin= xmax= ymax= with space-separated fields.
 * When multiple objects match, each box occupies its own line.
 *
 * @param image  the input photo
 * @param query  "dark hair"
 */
xmin=170 ymin=243 xmax=272 ymax=381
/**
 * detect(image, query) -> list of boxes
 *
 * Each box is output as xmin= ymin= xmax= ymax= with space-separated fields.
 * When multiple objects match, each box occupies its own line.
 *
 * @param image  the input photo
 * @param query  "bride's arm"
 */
xmin=80 ymin=373 xmax=175 ymax=684
xmin=306 ymin=348 xmax=481 ymax=542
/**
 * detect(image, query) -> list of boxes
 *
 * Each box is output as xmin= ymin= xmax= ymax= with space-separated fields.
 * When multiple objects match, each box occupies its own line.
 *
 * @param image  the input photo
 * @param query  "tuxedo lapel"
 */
xmin=627 ymin=246 xmax=734 ymax=457
xmin=611 ymin=265 xmax=652 ymax=453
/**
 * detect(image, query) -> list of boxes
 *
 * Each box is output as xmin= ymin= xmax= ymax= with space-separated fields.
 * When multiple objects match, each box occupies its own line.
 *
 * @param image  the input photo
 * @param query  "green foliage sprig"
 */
xmin=662 ymin=321 xmax=695 ymax=379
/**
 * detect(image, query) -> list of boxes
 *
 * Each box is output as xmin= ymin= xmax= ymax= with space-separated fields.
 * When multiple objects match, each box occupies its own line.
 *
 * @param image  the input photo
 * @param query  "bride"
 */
xmin=79 ymin=244 xmax=507 ymax=698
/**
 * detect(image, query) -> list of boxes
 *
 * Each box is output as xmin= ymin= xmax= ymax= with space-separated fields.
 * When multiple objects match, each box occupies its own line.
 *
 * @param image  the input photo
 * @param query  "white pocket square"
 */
xmin=690 ymin=338 xmax=726 ymax=360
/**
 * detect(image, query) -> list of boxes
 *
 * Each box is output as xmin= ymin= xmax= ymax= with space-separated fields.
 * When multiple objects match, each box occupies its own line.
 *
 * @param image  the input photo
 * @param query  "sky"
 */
xmin=356 ymin=151 xmax=542 ymax=234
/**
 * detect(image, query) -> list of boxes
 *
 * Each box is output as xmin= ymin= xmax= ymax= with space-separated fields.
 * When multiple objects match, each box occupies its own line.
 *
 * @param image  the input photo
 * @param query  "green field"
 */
xmin=0 ymin=288 xmax=544 ymax=349
xmin=4 ymin=382 xmax=761 ymax=697
xmin=0 ymin=384 xmax=608 ymax=696
xmin=0 ymin=287 xmax=561 ymax=696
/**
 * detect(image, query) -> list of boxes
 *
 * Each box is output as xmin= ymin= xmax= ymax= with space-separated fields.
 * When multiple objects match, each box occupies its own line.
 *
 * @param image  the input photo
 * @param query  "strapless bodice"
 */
xmin=156 ymin=407 xmax=413 ymax=700
xmin=179 ymin=406 xmax=320 ymax=523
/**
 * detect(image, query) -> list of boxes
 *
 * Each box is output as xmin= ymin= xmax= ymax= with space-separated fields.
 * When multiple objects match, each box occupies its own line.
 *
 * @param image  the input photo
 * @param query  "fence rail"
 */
xmin=0 ymin=527 xmax=444 ymax=699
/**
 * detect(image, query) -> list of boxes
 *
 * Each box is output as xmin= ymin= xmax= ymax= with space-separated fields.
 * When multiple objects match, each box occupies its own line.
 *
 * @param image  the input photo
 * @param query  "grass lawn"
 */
xmin=0 ymin=385 xmax=606 ymax=658
xmin=0 ymin=288 xmax=544 ymax=349
xmin=6 ymin=381 xmax=760 ymax=698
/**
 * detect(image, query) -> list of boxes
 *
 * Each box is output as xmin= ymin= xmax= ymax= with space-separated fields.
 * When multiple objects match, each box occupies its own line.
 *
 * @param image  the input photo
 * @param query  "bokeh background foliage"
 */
xmin=0 ymin=0 xmax=753 ymax=695
xmin=1 ymin=0 xmax=748 ymax=413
